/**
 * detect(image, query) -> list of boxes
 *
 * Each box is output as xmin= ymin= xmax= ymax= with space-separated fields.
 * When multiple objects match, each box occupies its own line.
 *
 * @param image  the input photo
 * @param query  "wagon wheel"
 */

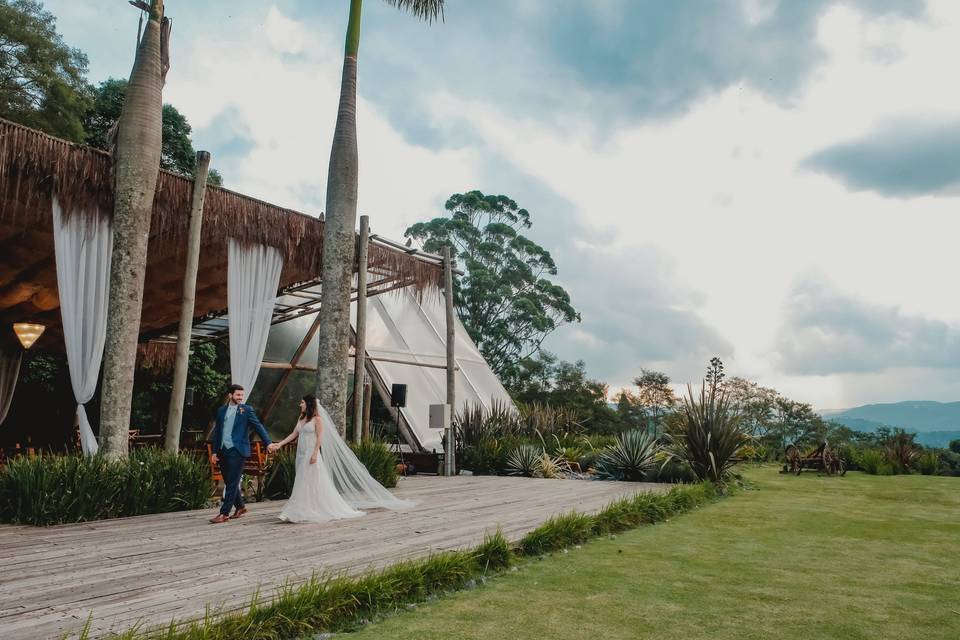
xmin=822 ymin=448 xmax=835 ymax=476
xmin=837 ymin=457 xmax=847 ymax=476
xmin=785 ymin=444 xmax=802 ymax=475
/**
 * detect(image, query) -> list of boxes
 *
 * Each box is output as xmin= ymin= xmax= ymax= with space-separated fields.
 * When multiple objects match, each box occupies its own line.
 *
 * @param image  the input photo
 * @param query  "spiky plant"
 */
xmin=597 ymin=429 xmax=660 ymax=481
xmin=506 ymin=444 xmax=541 ymax=477
xmin=665 ymin=383 xmax=749 ymax=483
xmin=884 ymin=430 xmax=920 ymax=473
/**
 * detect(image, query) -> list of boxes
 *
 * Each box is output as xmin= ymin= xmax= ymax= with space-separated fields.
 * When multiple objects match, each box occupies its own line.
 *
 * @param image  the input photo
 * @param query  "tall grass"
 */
xmin=70 ymin=483 xmax=723 ymax=640
xmin=0 ymin=449 xmax=213 ymax=525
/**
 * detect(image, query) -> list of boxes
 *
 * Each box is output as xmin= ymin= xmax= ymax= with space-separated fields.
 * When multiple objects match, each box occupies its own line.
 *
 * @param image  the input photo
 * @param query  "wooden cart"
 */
xmin=783 ymin=441 xmax=846 ymax=476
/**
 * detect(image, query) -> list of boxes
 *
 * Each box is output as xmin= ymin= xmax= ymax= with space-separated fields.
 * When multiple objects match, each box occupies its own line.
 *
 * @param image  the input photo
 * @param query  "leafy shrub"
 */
xmin=644 ymin=453 xmax=696 ymax=483
xmin=665 ymin=383 xmax=750 ymax=482
xmin=597 ymin=429 xmax=660 ymax=481
xmin=474 ymin=530 xmax=513 ymax=570
xmin=457 ymin=435 xmax=523 ymax=476
xmin=350 ymin=439 xmax=398 ymax=488
xmin=0 ymin=449 xmax=213 ymax=526
xmin=264 ymin=447 xmax=297 ymax=499
xmin=916 ymin=451 xmax=940 ymax=476
xmin=858 ymin=449 xmax=894 ymax=476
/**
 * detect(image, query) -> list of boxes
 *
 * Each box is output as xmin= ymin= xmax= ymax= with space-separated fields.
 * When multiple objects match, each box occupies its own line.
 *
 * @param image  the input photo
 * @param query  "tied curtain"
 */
xmin=0 ymin=350 xmax=20 ymax=426
xmin=227 ymin=239 xmax=283 ymax=396
xmin=53 ymin=200 xmax=113 ymax=456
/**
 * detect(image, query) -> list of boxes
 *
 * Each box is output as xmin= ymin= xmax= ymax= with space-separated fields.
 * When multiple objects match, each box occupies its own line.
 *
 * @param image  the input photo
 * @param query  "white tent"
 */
xmin=355 ymin=288 xmax=515 ymax=452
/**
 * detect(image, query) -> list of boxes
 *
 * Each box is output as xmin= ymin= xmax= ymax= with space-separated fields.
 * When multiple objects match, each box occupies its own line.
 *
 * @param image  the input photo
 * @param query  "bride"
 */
xmin=268 ymin=394 xmax=412 ymax=523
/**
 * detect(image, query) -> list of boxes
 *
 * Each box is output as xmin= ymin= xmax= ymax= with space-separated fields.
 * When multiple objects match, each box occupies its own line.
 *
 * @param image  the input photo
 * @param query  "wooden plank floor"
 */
xmin=0 ymin=476 xmax=666 ymax=639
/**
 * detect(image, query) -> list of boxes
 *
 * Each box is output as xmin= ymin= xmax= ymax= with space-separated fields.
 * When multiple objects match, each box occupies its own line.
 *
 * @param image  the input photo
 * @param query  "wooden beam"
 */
xmin=352 ymin=215 xmax=369 ymax=443
xmin=443 ymin=246 xmax=456 ymax=476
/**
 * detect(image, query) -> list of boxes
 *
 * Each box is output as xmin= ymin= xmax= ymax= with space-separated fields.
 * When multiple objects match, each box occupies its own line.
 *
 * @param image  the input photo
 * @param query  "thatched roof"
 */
xmin=0 ymin=117 xmax=442 ymax=353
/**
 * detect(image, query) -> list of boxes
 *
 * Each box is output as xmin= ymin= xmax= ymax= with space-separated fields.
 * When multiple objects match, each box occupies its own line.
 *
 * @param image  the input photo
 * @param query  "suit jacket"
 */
xmin=211 ymin=403 xmax=271 ymax=458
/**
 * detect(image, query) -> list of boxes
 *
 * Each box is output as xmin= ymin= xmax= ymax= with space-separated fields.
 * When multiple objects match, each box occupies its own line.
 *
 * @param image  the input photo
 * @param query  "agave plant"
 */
xmin=506 ymin=445 xmax=542 ymax=477
xmin=537 ymin=452 xmax=571 ymax=479
xmin=664 ymin=383 xmax=749 ymax=483
xmin=597 ymin=429 xmax=660 ymax=481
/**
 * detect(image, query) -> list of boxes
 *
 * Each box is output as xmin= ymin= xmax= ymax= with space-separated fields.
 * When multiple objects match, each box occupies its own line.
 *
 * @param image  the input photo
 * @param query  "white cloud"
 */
xmin=40 ymin=0 xmax=960 ymax=410
xmin=420 ymin=1 xmax=960 ymax=406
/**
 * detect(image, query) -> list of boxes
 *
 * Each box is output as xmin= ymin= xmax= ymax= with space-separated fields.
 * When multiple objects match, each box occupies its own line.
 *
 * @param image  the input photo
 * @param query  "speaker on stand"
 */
xmin=390 ymin=384 xmax=411 ymax=475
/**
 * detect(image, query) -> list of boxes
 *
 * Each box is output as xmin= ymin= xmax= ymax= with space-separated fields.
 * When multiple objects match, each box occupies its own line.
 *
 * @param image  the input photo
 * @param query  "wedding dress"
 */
xmin=278 ymin=417 xmax=364 ymax=523
xmin=278 ymin=401 xmax=414 ymax=523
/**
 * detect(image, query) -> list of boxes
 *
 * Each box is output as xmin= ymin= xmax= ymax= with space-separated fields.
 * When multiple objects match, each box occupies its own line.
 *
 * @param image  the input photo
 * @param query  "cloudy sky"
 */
xmin=44 ymin=0 xmax=960 ymax=410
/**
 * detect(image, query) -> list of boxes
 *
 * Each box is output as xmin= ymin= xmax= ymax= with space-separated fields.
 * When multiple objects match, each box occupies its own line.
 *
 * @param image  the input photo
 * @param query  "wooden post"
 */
xmin=442 ymin=246 xmax=456 ymax=476
xmin=362 ymin=378 xmax=372 ymax=440
xmin=164 ymin=150 xmax=210 ymax=453
xmin=352 ymin=215 xmax=370 ymax=443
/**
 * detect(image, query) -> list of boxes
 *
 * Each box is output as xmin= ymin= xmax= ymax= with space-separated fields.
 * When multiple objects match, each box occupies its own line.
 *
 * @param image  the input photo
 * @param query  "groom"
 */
xmin=209 ymin=384 xmax=272 ymax=524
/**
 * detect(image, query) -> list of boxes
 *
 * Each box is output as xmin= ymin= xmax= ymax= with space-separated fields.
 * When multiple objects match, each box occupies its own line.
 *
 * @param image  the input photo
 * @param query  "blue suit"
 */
xmin=211 ymin=403 xmax=271 ymax=458
xmin=211 ymin=403 xmax=271 ymax=516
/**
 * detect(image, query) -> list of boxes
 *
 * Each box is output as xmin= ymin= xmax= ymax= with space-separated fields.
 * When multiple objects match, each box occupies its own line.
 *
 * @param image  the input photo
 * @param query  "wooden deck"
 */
xmin=0 ymin=475 xmax=665 ymax=639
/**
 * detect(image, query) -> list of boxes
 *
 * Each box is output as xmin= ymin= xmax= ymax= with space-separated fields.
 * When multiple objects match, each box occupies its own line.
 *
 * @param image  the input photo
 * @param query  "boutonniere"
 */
xmin=239 ymin=408 xmax=246 ymax=415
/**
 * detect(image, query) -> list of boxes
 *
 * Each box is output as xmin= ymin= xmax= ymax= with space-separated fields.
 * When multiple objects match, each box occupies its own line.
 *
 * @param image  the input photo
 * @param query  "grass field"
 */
xmin=350 ymin=467 xmax=960 ymax=640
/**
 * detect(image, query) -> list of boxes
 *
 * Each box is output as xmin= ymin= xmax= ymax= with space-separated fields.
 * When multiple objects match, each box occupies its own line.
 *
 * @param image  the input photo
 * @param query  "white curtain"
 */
xmin=0 ymin=350 xmax=21 ymax=425
xmin=53 ymin=199 xmax=113 ymax=456
xmin=228 ymin=239 xmax=283 ymax=395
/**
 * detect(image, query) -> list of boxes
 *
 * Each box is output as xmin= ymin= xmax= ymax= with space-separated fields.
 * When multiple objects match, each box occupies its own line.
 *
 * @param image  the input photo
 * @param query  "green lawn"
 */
xmin=350 ymin=467 xmax=960 ymax=639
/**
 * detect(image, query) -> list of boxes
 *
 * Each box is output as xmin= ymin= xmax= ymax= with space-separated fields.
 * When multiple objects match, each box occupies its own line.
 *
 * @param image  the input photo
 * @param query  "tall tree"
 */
xmin=84 ymin=78 xmax=222 ymax=185
xmin=98 ymin=0 xmax=169 ymax=458
xmin=633 ymin=368 xmax=677 ymax=434
xmin=405 ymin=191 xmax=580 ymax=379
xmin=0 ymin=0 xmax=91 ymax=140
xmin=315 ymin=0 xmax=445 ymax=432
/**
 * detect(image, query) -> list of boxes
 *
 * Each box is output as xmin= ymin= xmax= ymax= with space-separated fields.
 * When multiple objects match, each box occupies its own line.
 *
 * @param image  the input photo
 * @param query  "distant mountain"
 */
xmin=821 ymin=401 xmax=960 ymax=432
xmin=819 ymin=401 xmax=960 ymax=448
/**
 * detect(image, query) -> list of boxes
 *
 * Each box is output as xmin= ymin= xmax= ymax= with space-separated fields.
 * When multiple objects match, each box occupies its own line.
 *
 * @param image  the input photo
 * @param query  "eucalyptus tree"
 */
xmin=315 ymin=0 xmax=445 ymax=431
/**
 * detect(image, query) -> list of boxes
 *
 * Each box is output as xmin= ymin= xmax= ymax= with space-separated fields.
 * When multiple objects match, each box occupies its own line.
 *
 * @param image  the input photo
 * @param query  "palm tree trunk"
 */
xmin=99 ymin=0 xmax=166 ymax=459
xmin=315 ymin=0 xmax=363 ymax=433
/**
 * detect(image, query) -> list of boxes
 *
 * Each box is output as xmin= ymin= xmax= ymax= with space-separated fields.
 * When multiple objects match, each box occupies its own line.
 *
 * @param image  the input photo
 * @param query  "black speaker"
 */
xmin=184 ymin=387 xmax=195 ymax=406
xmin=390 ymin=383 xmax=407 ymax=408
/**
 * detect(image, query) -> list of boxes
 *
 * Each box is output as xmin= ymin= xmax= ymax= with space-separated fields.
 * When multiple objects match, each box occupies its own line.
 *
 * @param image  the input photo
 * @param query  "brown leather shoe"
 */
xmin=210 ymin=514 xmax=230 ymax=524
xmin=230 ymin=507 xmax=248 ymax=520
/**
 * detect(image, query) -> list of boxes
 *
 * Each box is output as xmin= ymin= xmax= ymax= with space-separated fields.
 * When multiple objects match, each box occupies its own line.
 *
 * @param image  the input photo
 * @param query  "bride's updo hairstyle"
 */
xmin=301 ymin=394 xmax=318 ymax=421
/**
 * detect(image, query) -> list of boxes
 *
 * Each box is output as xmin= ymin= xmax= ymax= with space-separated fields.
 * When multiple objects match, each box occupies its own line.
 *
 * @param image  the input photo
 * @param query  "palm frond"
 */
xmin=384 ymin=0 xmax=445 ymax=23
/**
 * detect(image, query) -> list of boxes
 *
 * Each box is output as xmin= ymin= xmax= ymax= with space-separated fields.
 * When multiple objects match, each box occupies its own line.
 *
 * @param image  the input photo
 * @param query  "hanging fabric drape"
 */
xmin=53 ymin=199 xmax=113 ymax=456
xmin=0 ymin=350 xmax=21 ymax=425
xmin=227 ymin=238 xmax=283 ymax=395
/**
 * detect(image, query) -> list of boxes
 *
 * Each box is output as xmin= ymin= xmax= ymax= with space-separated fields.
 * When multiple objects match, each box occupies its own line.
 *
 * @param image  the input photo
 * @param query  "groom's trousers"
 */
xmin=220 ymin=447 xmax=246 ymax=516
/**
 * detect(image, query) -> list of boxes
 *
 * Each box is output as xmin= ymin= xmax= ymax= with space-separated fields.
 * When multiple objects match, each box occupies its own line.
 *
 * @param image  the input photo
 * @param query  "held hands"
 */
xmin=267 ymin=443 xmax=281 ymax=454
xmin=210 ymin=453 xmax=219 ymax=465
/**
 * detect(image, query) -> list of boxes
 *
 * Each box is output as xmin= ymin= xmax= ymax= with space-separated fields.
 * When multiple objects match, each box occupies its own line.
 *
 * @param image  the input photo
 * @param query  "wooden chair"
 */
xmin=205 ymin=442 xmax=224 ymax=484
xmin=205 ymin=441 xmax=272 ymax=497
